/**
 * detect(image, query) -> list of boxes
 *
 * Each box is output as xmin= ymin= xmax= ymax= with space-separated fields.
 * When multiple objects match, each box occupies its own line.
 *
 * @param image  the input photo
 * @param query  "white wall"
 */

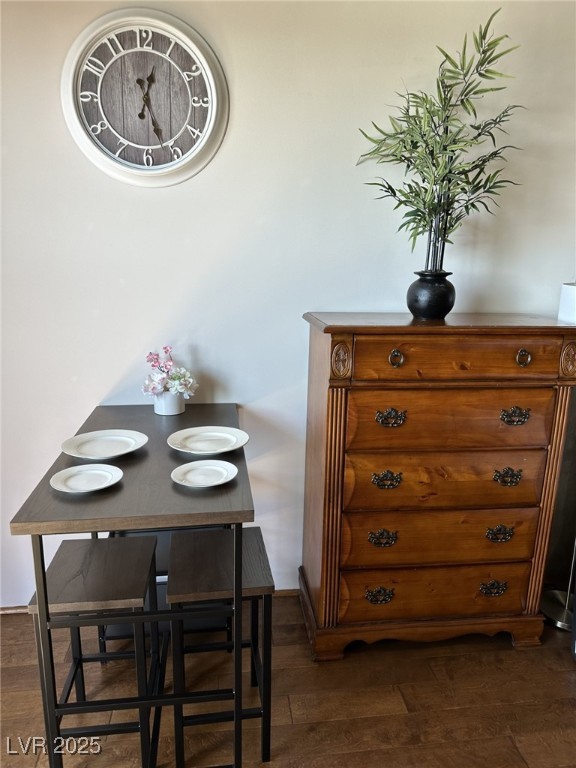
xmin=2 ymin=0 xmax=575 ymax=607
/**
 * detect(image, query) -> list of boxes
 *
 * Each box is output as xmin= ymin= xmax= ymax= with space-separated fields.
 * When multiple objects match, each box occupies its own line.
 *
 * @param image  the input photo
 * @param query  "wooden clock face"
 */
xmin=61 ymin=10 xmax=229 ymax=186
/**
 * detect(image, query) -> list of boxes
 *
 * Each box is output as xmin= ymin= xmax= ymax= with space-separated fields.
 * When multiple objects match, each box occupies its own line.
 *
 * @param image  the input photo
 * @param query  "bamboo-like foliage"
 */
xmin=359 ymin=9 xmax=522 ymax=272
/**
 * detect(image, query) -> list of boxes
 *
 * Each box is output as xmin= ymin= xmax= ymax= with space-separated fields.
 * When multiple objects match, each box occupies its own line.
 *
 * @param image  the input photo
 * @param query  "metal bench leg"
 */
xmin=250 ymin=597 xmax=259 ymax=687
xmin=69 ymin=624 xmax=86 ymax=701
xmin=148 ymin=554 xmax=160 ymax=670
xmin=135 ymin=616 xmax=151 ymax=768
xmin=171 ymin=616 xmax=186 ymax=768
xmin=261 ymin=593 xmax=272 ymax=762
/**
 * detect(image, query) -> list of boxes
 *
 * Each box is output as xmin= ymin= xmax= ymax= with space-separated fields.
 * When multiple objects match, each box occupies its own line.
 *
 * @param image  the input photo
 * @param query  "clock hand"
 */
xmin=136 ymin=75 xmax=149 ymax=119
xmin=141 ymin=99 xmax=164 ymax=145
xmin=149 ymin=113 xmax=164 ymax=146
xmin=137 ymin=67 xmax=156 ymax=118
xmin=136 ymin=67 xmax=155 ymax=95
xmin=136 ymin=68 xmax=165 ymax=146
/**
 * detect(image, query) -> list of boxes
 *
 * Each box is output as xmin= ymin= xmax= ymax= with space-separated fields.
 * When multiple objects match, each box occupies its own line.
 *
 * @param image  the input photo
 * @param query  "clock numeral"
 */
xmin=115 ymin=140 xmax=128 ymax=157
xmin=79 ymin=91 xmax=99 ymax=104
xmin=167 ymin=142 xmax=183 ymax=161
xmin=191 ymin=96 xmax=210 ymax=109
xmin=90 ymin=120 xmax=108 ymax=136
xmin=184 ymin=65 xmax=203 ymax=80
xmin=165 ymin=38 xmax=176 ymax=58
xmin=103 ymin=34 xmax=124 ymax=56
xmin=137 ymin=28 xmax=154 ymax=50
xmin=84 ymin=56 xmax=106 ymax=78
xmin=143 ymin=148 xmax=154 ymax=167
xmin=186 ymin=124 xmax=203 ymax=141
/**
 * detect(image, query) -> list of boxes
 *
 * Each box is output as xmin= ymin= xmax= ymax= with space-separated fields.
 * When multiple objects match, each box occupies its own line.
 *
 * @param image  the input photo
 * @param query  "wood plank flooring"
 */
xmin=1 ymin=595 xmax=575 ymax=767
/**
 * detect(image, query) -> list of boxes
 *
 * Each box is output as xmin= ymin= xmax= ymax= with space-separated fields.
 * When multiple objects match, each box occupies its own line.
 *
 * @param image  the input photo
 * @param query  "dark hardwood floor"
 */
xmin=1 ymin=594 xmax=575 ymax=767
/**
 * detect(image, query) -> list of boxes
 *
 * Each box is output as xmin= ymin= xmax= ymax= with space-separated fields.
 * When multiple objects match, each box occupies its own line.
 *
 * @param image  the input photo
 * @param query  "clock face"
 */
xmin=61 ymin=10 xmax=229 ymax=186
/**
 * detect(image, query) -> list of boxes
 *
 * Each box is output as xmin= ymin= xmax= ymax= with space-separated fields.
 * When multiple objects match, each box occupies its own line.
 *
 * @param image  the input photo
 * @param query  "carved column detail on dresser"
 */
xmin=527 ymin=385 xmax=572 ymax=611
xmin=331 ymin=340 xmax=352 ymax=379
xmin=321 ymin=386 xmax=348 ymax=626
xmin=561 ymin=341 xmax=576 ymax=377
xmin=299 ymin=313 xmax=576 ymax=661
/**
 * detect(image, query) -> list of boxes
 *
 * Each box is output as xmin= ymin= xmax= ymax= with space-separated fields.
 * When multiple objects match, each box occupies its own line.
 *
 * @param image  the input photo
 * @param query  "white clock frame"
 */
xmin=61 ymin=8 xmax=229 ymax=187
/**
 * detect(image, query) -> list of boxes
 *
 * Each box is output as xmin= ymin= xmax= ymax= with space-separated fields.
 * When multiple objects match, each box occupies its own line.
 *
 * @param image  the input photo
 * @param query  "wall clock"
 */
xmin=61 ymin=9 xmax=229 ymax=186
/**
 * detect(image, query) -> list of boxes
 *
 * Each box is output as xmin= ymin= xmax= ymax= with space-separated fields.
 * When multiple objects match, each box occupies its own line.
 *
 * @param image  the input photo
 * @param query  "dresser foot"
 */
xmin=298 ymin=568 xmax=347 ymax=660
xmin=510 ymin=619 xmax=545 ymax=648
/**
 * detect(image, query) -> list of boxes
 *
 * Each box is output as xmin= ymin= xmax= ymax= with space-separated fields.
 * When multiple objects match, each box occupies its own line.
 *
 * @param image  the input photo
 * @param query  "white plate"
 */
xmin=167 ymin=426 xmax=249 ymax=455
xmin=171 ymin=460 xmax=238 ymax=488
xmin=62 ymin=430 xmax=148 ymax=459
xmin=50 ymin=464 xmax=123 ymax=493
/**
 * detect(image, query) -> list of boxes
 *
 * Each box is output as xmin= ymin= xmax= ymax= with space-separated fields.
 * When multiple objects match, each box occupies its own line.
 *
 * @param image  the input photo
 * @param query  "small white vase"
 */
xmin=153 ymin=392 xmax=185 ymax=415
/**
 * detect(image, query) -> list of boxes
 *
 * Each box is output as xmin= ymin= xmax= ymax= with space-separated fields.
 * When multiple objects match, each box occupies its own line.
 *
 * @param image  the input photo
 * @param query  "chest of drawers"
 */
xmin=299 ymin=313 xmax=576 ymax=660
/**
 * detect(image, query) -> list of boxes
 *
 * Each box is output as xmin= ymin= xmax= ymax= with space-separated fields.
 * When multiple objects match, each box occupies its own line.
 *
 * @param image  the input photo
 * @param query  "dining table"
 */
xmin=9 ymin=402 xmax=255 ymax=768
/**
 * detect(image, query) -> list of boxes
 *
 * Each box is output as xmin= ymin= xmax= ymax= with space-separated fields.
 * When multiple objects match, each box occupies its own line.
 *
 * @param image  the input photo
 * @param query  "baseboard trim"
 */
xmin=0 ymin=605 xmax=28 ymax=615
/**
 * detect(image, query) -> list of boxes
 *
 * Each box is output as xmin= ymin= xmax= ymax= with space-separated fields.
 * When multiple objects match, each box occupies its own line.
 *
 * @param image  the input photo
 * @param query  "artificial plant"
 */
xmin=359 ymin=9 xmax=522 ymax=272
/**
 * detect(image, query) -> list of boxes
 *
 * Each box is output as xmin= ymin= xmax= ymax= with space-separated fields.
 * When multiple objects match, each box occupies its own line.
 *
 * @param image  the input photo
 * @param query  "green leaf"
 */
xmin=473 ymin=30 xmax=481 ymax=53
xmin=359 ymin=8 xmax=521 ymax=255
xmin=437 ymin=46 xmax=459 ymax=69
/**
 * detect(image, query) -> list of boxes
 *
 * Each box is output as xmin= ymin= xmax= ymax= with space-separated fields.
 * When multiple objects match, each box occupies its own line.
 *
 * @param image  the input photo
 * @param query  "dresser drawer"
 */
xmin=343 ymin=449 xmax=547 ymax=511
xmin=353 ymin=335 xmax=563 ymax=381
xmin=347 ymin=388 xmax=556 ymax=450
xmin=338 ymin=563 xmax=531 ymax=623
xmin=341 ymin=508 xmax=539 ymax=568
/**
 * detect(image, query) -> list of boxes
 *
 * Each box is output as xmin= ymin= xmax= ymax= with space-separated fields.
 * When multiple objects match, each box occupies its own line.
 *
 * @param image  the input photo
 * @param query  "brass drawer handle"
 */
xmin=388 ymin=348 xmax=405 ymax=368
xmin=486 ymin=524 xmax=515 ymax=543
xmin=515 ymin=348 xmax=532 ymax=367
xmin=500 ymin=406 xmax=531 ymax=426
xmin=365 ymin=586 xmax=395 ymax=605
xmin=371 ymin=470 xmax=403 ymax=490
xmin=493 ymin=467 xmax=522 ymax=487
xmin=480 ymin=579 xmax=508 ymax=597
xmin=367 ymin=529 xmax=398 ymax=547
xmin=375 ymin=408 xmax=407 ymax=427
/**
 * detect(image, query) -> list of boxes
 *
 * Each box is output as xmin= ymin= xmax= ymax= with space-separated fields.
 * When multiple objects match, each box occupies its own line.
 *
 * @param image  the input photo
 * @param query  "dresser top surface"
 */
xmin=303 ymin=312 xmax=576 ymax=334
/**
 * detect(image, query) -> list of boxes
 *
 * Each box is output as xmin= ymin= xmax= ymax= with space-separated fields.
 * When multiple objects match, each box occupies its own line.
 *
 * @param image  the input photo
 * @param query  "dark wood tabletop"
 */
xmin=10 ymin=403 xmax=254 ymax=535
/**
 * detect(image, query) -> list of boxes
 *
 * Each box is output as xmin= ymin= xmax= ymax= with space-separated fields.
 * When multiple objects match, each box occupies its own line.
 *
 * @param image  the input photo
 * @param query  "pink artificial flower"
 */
xmin=143 ymin=346 xmax=198 ymax=399
xmin=146 ymin=352 xmax=160 ymax=368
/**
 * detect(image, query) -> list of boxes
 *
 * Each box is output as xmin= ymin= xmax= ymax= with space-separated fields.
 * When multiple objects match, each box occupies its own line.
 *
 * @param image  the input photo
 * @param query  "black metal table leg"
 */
xmin=31 ymin=534 xmax=63 ymax=768
xmin=233 ymin=522 xmax=243 ymax=767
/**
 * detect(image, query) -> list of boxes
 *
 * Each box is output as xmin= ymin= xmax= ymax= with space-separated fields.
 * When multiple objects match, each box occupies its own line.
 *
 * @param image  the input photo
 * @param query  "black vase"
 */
xmin=406 ymin=270 xmax=456 ymax=320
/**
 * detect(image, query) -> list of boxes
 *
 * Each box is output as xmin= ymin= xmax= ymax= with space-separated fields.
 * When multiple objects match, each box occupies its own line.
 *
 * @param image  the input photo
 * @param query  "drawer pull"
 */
xmin=388 ymin=348 xmax=405 ymax=368
xmin=375 ymin=408 xmax=407 ymax=427
xmin=371 ymin=470 xmax=403 ymax=490
xmin=515 ymin=348 xmax=532 ymax=367
xmin=365 ymin=586 xmax=395 ymax=605
xmin=479 ymin=579 xmax=508 ymax=597
xmin=367 ymin=529 xmax=398 ymax=547
xmin=486 ymin=524 xmax=515 ymax=543
xmin=493 ymin=467 xmax=523 ymax=486
xmin=500 ymin=406 xmax=531 ymax=426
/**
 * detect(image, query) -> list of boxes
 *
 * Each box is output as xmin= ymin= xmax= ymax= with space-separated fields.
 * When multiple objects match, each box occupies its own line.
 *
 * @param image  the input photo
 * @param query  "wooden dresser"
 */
xmin=299 ymin=313 xmax=576 ymax=660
